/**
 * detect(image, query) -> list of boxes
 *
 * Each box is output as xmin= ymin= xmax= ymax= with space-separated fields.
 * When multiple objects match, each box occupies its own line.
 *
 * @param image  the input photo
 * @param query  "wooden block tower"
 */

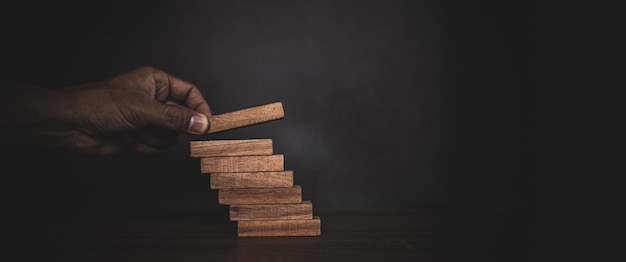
xmin=190 ymin=102 xmax=321 ymax=237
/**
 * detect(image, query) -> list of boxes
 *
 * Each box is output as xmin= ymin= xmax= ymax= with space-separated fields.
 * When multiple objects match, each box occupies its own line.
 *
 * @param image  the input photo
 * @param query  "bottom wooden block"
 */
xmin=237 ymin=216 xmax=321 ymax=237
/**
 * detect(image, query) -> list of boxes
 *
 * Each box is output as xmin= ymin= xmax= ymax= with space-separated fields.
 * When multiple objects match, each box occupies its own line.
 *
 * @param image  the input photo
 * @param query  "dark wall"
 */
xmin=1 ymin=0 xmax=529 ymax=214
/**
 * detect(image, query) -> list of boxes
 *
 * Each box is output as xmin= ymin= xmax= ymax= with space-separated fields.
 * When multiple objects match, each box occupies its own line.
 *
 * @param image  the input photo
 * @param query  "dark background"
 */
xmin=1 ymin=0 xmax=529 ymax=220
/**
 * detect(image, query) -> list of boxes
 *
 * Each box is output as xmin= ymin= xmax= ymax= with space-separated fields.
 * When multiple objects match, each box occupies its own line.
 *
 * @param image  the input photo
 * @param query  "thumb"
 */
xmin=140 ymin=102 xmax=209 ymax=134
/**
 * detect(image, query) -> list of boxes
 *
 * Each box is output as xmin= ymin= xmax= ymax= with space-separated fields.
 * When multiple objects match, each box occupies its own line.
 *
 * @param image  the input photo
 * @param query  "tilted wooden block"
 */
xmin=201 ymin=155 xmax=284 ymax=173
xmin=230 ymin=200 xmax=313 ymax=221
xmin=210 ymin=170 xmax=293 ymax=189
xmin=208 ymin=102 xmax=284 ymax=134
xmin=190 ymin=139 xmax=273 ymax=157
xmin=237 ymin=216 xmax=321 ymax=237
xmin=218 ymin=185 xmax=302 ymax=205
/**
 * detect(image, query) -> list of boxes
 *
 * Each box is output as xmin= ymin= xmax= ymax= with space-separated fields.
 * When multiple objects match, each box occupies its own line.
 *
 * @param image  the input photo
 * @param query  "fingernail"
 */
xmin=188 ymin=114 xmax=208 ymax=134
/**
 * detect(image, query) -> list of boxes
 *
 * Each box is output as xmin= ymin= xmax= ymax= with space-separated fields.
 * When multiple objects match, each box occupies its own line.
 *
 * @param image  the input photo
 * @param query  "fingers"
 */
xmin=127 ymin=128 xmax=182 ymax=157
xmin=110 ymin=66 xmax=211 ymax=134
xmin=129 ymin=127 xmax=179 ymax=149
xmin=66 ymin=130 xmax=178 ymax=157
xmin=140 ymin=66 xmax=212 ymax=117
xmin=168 ymin=79 xmax=212 ymax=116
xmin=135 ymin=101 xmax=209 ymax=134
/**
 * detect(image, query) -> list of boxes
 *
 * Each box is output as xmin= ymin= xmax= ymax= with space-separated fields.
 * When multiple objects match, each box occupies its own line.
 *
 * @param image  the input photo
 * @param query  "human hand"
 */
xmin=1 ymin=66 xmax=211 ymax=156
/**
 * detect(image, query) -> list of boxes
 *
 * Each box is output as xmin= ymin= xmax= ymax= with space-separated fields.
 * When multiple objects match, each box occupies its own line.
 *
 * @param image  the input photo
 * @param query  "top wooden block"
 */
xmin=208 ymin=102 xmax=284 ymax=134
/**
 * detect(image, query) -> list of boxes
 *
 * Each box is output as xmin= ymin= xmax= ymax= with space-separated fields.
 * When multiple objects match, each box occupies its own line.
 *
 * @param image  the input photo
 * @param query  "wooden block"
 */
xmin=200 ymin=155 xmax=284 ymax=173
xmin=218 ymin=185 xmax=301 ymax=205
xmin=210 ymin=170 xmax=293 ymax=189
xmin=230 ymin=201 xmax=313 ymax=221
xmin=190 ymin=139 xmax=273 ymax=157
xmin=237 ymin=216 xmax=321 ymax=237
xmin=208 ymin=102 xmax=284 ymax=134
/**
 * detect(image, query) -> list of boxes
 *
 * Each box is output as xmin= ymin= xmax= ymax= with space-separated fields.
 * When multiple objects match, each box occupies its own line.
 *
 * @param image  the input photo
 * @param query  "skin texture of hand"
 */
xmin=0 ymin=66 xmax=211 ymax=157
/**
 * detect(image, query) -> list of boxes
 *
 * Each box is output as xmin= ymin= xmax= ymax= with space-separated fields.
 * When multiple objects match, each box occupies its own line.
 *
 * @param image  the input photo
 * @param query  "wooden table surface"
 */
xmin=5 ymin=208 xmax=529 ymax=262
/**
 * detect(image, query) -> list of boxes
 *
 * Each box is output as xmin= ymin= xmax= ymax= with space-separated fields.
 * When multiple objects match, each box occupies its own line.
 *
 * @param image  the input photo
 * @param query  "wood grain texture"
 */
xmin=190 ymin=139 xmax=273 ymax=157
xmin=200 ymin=155 xmax=284 ymax=173
xmin=230 ymin=201 xmax=313 ymax=221
xmin=210 ymin=170 xmax=293 ymax=189
xmin=237 ymin=216 xmax=321 ymax=237
xmin=208 ymin=102 xmax=284 ymax=134
xmin=218 ymin=185 xmax=302 ymax=205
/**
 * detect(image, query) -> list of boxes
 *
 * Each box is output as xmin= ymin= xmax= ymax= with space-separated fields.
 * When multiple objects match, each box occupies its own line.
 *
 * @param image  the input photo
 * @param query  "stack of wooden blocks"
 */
xmin=190 ymin=102 xmax=321 ymax=237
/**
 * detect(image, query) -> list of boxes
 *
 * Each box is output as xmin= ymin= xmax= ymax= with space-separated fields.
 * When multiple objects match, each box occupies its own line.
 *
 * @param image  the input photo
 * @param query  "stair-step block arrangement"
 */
xmin=189 ymin=102 xmax=320 ymax=237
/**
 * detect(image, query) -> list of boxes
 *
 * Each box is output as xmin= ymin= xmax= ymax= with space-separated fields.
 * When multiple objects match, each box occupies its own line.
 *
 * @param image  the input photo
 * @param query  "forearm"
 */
xmin=0 ymin=84 xmax=66 ymax=145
